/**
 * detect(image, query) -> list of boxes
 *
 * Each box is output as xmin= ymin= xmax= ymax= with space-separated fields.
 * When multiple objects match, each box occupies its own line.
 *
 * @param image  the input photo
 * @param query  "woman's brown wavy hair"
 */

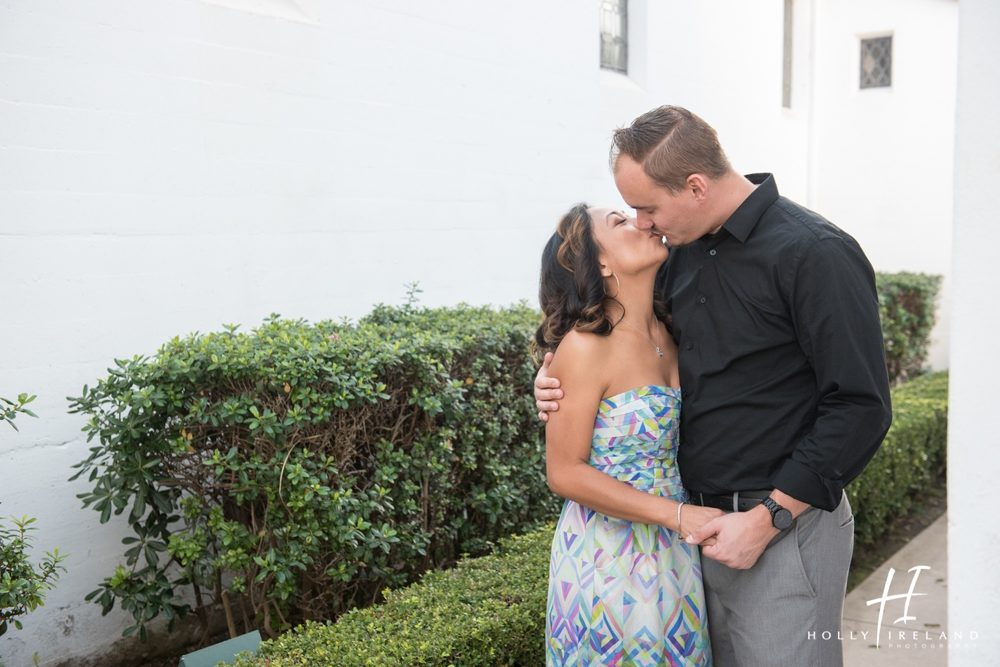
xmin=533 ymin=204 xmax=668 ymax=363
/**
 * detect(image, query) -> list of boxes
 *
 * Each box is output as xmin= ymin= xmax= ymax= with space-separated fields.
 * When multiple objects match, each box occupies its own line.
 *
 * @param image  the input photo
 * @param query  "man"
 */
xmin=534 ymin=105 xmax=892 ymax=666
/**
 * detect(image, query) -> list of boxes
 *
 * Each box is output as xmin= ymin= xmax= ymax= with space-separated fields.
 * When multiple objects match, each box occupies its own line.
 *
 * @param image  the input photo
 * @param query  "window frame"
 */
xmin=859 ymin=34 xmax=893 ymax=90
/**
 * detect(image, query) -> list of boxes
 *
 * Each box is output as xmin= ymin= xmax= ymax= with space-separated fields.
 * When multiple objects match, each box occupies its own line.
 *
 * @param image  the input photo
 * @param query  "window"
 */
xmin=782 ymin=0 xmax=794 ymax=107
xmin=600 ymin=0 xmax=628 ymax=74
xmin=860 ymin=36 xmax=892 ymax=89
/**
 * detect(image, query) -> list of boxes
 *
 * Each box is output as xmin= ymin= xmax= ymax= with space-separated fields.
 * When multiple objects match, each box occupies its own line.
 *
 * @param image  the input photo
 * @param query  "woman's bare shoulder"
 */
xmin=549 ymin=329 xmax=611 ymax=383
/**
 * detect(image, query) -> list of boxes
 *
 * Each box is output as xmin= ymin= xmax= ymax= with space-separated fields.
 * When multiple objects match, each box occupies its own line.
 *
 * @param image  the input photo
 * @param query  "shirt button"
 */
xmin=709 ymin=249 xmax=717 ymax=256
xmin=685 ymin=342 xmax=694 ymax=351
xmin=698 ymin=296 xmax=707 ymax=304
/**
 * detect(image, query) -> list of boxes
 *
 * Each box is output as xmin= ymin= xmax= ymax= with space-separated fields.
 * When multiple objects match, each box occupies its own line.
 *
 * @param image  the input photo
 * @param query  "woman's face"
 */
xmin=588 ymin=206 xmax=669 ymax=278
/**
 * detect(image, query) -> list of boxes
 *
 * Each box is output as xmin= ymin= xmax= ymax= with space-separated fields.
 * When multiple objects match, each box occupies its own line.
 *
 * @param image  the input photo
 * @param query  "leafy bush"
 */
xmin=67 ymin=303 xmax=559 ymax=641
xmin=0 ymin=516 xmax=67 ymax=638
xmin=66 ymin=270 xmax=941 ymax=645
xmin=0 ymin=393 xmax=66 ymax=641
xmin=876 ymin=272 xmax=942 ymax=384
xmin=847 ymin=371 xmax=948 ymax=548
xmin=1 ymin=393 xmax=37 ymax=431
xmin=229 ymin=527 xmax=552 ymax=667
xmin=230 ymin=372 xmax=949 ymax=667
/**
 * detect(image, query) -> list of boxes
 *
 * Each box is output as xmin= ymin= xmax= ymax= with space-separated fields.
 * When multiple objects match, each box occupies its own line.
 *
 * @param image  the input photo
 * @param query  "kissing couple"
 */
xmin=535 ymin=105 xmax=892 ymax=667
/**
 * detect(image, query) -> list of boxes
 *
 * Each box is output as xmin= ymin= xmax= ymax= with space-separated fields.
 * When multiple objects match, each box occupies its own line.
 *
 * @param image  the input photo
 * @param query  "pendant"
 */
xmin=656 ymin=347 xmax=663 ymax=358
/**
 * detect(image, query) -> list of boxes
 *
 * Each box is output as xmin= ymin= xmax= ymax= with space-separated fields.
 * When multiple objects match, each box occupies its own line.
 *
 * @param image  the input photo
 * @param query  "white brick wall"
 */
xmin=0 ymin=1 xmax=957 ymax=663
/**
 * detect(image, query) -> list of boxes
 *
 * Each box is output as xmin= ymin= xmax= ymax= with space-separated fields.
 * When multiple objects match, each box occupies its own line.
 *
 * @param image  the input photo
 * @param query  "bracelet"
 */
xmin=676 ymin=501 xmax=686 ymax=537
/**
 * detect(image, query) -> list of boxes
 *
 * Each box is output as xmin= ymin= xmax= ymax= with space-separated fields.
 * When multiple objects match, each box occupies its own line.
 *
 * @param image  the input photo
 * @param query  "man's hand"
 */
xmin=534 ymin=352 xmax=564 ymax=422
xmin=677 ymin=504 xmax=724 ymax=545
xmin=685 ymin=506 xmax=780 ymax=570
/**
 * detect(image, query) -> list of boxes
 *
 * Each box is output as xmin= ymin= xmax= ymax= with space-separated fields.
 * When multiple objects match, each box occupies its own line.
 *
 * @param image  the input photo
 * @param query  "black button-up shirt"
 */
xmin=656 ymin=173 xmax=892 ymax=511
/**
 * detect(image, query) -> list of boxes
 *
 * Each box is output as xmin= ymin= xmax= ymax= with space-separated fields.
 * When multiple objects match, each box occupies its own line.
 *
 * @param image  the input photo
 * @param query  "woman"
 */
xmin=537 ymin=204 xmax=721 ymax=666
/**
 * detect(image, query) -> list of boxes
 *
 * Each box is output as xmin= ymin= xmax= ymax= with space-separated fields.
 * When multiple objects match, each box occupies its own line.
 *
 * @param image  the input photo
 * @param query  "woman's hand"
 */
xmin=534 ymin=352 xmax=564 ymax=422
xmin=676 ymin=504 xmax=725 ymax=546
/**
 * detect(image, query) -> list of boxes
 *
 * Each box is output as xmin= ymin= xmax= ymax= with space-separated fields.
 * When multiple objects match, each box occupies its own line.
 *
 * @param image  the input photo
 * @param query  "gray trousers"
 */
xmin=702 ymin=492 xmax=854 ymax=667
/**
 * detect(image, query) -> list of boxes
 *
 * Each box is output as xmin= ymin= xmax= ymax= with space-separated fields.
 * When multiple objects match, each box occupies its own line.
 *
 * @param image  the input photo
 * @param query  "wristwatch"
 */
xmin=761 ymin=496 xmax=793 ymax=530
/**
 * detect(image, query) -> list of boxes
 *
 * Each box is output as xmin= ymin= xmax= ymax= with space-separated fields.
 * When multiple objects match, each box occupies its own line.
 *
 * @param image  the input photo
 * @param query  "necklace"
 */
xmin=617 ymin=322 xmax=664 ymax=358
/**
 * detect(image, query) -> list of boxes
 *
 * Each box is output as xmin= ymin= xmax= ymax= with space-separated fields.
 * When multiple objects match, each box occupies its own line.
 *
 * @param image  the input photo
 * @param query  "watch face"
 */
xmin=774 ymin=508 xmax=793 ymax=530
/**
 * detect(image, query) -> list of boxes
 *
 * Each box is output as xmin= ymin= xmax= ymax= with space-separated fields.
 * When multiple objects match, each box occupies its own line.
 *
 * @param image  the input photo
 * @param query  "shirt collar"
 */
xmin=719 ymin=173 xmax=779 ymax=243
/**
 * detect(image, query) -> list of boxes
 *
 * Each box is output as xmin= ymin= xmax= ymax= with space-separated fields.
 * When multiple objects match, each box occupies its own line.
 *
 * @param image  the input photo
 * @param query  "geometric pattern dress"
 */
xmin=546 ymin=385 xmax=712 ymax=666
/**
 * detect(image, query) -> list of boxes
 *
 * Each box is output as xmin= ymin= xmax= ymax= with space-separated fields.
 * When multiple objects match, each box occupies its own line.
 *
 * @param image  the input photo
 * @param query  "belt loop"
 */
xmin=732 ymin=491 xmax=739 ymax=513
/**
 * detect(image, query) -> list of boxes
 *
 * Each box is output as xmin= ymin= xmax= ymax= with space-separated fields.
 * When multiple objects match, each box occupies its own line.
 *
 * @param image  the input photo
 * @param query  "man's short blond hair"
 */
xmin=611 ymin=105 xmax=733 ymax=192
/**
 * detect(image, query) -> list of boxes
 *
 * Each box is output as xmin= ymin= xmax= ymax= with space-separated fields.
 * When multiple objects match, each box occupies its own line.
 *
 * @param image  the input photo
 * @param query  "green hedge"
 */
xmin=876 ymin=272 xmax=942 ymax=384
xmin=230 ymin=528 xmax=553 ymax=667
xmin=847 ymin=371 xmax=948 ymax=548
xmin=68 ymin=303 xmax=560 ymax=640
xmin=232 ymin=371 xmax=949 ymax=667
xmin=67 ymin=272 xmax=939 ymax=643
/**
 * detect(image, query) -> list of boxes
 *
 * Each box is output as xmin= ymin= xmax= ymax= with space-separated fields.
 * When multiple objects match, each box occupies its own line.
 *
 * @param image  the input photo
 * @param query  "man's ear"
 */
xmin=687 ymin=174 xmax=709 ymax=202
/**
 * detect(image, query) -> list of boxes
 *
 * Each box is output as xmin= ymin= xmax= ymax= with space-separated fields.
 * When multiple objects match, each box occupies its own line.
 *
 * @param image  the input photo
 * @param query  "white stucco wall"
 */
xmin=0 ymin=1 xmax=961 ymax=664
xmin=948 ymin=0 xmax=1000 ymax=663
xmin=811 ymin=0 xmax=958 ymax=369
xmin=0 ymin=2 xmax=606 ymax=663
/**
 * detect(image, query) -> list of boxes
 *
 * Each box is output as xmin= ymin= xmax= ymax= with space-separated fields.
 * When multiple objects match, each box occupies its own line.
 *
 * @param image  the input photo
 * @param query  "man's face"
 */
xmin=613 ymin=154 xmax=704 ymax=247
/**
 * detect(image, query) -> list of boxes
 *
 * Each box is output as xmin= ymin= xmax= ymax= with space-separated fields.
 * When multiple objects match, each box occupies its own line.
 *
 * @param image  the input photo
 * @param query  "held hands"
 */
xmin=534 ymin=352 xmax=563 ymax=422
xmin=677 ymin=504 xmax=724 ymax=546
xmin=685 ymin=505 xmax=780 ymax=570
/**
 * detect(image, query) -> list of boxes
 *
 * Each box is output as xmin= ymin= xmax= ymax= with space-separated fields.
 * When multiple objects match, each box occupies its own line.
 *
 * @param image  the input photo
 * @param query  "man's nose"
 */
xmin=634 ymin=213 xmax=652 ymax=230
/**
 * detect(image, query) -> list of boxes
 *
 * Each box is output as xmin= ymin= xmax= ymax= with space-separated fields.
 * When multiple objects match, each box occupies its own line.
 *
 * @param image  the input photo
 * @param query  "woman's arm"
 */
xmin=545 ymin=331 xmax=681 ymax=531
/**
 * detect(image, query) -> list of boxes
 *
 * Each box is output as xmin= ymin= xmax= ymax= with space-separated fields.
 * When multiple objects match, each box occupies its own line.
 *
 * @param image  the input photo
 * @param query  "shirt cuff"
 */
xmin=771 ymin=458 xmax=842 ymax=511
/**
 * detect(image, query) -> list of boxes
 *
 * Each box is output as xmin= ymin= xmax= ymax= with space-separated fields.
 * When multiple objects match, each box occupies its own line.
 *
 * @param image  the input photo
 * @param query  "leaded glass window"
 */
xmin=600 ymin=0 xmax=628 ymax=74
xmin=860 ymin=36 xmax=892 ymax=89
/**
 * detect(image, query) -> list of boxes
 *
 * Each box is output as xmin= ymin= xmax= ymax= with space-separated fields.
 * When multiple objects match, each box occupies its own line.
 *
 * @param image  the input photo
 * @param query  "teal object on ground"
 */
xmin=178 ymin=630 xmax=262 ymax=667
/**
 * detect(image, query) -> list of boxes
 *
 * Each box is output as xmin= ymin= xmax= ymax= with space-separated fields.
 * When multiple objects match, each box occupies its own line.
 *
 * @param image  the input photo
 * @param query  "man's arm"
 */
xmin=770 ymin=235 xmax=893 ymax=511
xmin=687 ymin=235 xmax=892 ymax=569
